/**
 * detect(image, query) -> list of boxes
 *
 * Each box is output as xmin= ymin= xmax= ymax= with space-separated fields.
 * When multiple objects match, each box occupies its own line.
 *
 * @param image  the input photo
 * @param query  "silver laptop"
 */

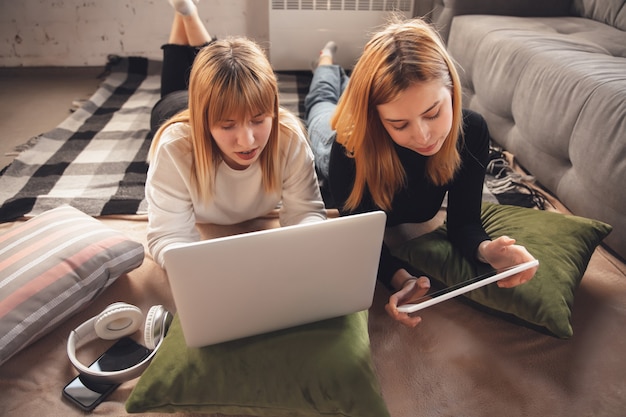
xmin=163 ymin=211 xmax=387 ymax=348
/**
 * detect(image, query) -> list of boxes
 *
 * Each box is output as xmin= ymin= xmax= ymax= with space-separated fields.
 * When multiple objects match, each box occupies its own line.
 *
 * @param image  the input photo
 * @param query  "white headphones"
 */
xmin=66 ymin=302 xmax=172 ymax=384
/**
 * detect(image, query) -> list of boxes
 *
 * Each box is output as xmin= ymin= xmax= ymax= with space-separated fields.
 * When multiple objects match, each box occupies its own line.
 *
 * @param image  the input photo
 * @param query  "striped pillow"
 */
xmin=0 ymin=205 xmax=145 ymax=366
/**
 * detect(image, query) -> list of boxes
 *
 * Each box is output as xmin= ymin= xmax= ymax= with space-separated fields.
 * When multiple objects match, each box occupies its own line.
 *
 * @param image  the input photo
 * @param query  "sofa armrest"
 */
xmin=430 ymin=0 xmax=573 ymax=42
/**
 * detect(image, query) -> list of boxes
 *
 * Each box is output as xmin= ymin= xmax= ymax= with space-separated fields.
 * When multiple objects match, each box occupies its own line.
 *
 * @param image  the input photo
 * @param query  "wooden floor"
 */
xmin=0 ymin=66 xmax=102 ymax=171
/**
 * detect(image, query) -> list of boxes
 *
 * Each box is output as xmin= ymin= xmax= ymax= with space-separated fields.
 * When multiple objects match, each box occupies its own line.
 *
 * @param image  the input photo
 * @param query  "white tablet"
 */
xmin=396 ymin=259 xmax=539 ymax=314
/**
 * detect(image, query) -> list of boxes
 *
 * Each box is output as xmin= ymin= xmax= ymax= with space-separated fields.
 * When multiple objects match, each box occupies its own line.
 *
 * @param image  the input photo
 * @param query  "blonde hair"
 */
xmin=149 ymin=37 xmax=303 ymax=204
xmin=332 ymin=17 xmax=464 ymax=211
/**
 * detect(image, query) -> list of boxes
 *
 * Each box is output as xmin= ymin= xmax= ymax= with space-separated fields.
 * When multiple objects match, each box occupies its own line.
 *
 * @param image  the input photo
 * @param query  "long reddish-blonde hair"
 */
xmin=149 ymin=37 xmax=304 ymax=204
xmin=332 ymin=17 xmax=464 ymax=211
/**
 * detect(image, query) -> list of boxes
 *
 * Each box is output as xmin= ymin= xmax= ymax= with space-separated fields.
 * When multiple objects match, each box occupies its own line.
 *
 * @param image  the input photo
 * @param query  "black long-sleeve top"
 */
xmin=328 ymin=109 xmax=492 ymax=290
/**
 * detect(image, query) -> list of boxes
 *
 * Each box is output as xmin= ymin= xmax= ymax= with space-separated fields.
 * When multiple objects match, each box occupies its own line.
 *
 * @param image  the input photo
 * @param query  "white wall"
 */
xmin=0 ymin=0 xmax=431 ymax=68
xmin=0 ymin=0 xmax=268 ymax=67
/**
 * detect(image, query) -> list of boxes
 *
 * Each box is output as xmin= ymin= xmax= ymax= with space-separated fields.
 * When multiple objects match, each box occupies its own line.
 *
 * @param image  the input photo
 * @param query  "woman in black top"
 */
xmin=305 ymin=18 xmax=537 ymax=327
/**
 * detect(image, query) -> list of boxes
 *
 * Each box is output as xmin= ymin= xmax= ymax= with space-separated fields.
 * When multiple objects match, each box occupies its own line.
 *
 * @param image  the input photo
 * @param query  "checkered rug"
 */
xmin=0 ymin=57 xmax=314 ymax=222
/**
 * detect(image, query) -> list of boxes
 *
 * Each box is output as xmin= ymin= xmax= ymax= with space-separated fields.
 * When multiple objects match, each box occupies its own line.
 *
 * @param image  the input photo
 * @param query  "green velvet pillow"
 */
xmin=391 ymin=203 xmax=612 ymax=339
xmin=126 ymin=311 xmax=389 ymax=417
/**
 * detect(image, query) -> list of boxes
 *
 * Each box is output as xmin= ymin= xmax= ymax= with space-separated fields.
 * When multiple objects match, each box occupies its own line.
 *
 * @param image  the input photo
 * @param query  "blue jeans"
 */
xmin=304 ymin=65 xmax=350 ymax=182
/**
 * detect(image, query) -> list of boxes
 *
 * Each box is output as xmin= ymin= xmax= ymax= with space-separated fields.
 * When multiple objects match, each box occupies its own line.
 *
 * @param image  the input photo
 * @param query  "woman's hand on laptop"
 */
xmin=385 ymin=270 xmax=431 ymax=327
xmin=477 ymin=236 xmax=538 ymax=288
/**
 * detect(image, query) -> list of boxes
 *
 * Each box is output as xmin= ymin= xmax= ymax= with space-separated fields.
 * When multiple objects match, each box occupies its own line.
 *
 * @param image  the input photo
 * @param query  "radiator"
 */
xmin=269 ymin=0 xmax=415 ymax=70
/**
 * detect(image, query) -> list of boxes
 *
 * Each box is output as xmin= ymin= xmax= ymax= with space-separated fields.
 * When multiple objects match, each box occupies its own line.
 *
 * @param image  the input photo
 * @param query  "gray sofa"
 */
xmin=428 ymin=0 xmax=626 ymax=260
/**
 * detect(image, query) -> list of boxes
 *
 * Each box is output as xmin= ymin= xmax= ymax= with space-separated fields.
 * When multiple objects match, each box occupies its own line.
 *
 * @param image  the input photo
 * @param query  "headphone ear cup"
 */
xmin=94 ymin=302 xmax=143 ymax=340
xmin=144 ymin=305 xmax=172 ymax=350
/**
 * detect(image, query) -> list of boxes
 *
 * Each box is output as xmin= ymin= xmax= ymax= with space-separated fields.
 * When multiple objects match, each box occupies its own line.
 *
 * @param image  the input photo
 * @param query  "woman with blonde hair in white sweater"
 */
xmin=146 ymin=0 xmax=326 ymax=267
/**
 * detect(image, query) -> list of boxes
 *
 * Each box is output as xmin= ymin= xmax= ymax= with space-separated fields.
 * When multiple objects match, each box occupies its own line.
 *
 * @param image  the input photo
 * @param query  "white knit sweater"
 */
xmin=146 ymin=121 xmax=327 ymax=267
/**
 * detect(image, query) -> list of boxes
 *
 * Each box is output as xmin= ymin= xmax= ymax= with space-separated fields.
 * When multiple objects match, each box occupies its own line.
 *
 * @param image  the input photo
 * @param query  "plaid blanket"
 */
xmin=0 ymin=57 xmax=160 ymax=221
xmin=0 ymin=58 xmax=316 ymax=222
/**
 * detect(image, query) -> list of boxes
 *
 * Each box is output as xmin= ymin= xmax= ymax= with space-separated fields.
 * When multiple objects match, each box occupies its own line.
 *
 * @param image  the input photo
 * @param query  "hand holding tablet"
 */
xmin=396 ymin=259 xmax=539 ymax=314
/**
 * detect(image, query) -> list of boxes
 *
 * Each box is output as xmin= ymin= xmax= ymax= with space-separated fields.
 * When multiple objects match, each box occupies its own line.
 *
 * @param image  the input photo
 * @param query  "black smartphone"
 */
xmin=62 ymin=337 xmax=151 ymax=412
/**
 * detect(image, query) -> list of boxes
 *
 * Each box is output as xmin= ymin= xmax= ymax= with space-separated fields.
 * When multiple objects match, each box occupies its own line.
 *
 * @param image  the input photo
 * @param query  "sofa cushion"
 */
xmin=430 ymin=0 xmax=572 ymax=42
xmin=572 ymin=0 xmax=626 ymax=31
xmin=447 ymin=14 xmax=626 ymax=260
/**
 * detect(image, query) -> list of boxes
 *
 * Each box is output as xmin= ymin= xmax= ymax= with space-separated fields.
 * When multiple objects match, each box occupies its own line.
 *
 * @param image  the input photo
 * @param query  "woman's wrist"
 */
xmin=400 ymin=277 xmax=418 ymax=288
xmin=477 ymin=240 xmax=491 ymax=263
xmin=391 ymin=268 xmax=415 ymax=290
